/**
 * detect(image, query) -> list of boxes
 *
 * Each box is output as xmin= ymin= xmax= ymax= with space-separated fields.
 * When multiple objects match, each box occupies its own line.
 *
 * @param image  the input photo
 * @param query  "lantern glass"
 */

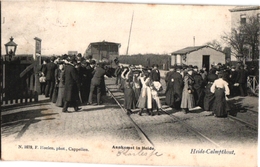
xmin=6 ymin=46 xmax=16 ymax=55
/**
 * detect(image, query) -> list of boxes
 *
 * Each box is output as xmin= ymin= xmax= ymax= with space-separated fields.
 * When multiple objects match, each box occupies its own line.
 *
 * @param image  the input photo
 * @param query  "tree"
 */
xmin=240 ymin=16 xmax=259 ymax=60
xmin=205 ymin=39 xmax=223 ymax=51
xmin=221 ymin=28 xmax=248 ymax=61
xmin=221 ymin=15 xmax=259 ymax=61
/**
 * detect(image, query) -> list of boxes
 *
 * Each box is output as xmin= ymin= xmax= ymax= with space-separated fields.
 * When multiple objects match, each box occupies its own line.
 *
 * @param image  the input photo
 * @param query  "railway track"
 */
xmin=227 ymin=115 xmax=258 ymax=131
xmin=106 ymin=86 xmax=222 ymax=148
xmin=159 ymin=94 xmax=258 ymax=132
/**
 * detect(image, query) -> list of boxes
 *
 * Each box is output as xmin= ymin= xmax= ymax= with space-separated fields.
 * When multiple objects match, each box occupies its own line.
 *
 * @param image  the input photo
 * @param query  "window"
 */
xmin=240 ymin=14 xmax=246 ymax=24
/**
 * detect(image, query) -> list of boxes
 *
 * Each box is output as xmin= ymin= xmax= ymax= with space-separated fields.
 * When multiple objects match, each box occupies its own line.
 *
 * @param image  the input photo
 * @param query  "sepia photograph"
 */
xmin=1 ymin=0 xmax=259 ymax=167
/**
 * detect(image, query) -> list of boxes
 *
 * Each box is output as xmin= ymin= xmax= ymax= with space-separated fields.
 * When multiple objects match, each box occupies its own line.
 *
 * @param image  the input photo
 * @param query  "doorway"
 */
xmin=202 ymin=55 xmax=210 ymax=71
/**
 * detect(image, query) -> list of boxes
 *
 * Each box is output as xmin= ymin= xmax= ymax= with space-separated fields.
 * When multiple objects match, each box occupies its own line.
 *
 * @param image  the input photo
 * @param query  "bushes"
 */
xmin=118 ymin=54 xmax=171 ymax=69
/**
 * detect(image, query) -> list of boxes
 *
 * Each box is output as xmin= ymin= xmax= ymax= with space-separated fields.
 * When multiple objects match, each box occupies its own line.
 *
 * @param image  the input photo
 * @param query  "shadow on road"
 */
xmin=2 ymin=108 xmax=58 ymax=138
xmin=227 ymin=97 xmax=254 ymax=116
xmin=1 ymin=99 xmax=51 ymax=112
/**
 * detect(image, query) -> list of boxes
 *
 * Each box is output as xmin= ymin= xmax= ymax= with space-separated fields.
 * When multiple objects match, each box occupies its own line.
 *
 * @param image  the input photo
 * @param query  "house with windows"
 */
xmin=229 ymin=6 xmax=260 ymax=29
xmin=229 ymin=6 xmax=260 ymax=61
xmin=171 ymin=45 xmax=225 ymax=71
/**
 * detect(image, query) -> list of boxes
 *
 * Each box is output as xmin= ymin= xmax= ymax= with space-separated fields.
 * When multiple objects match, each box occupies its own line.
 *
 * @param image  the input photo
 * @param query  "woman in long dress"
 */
xmin=51 ymin=67 xmax=59 ymax=103
xmin=137 ymin=71 xmax=152 ymax=116
xmin=121 ymin=68 xmax=136 ymax=115
xmin=203 ymin=69 xmax=218 ymax=112
xmin=210 ymin=72 xmax=230 ymax=117
xmin=132 ymin=71 xmax=141 ymax=104
xmin=180 ymin=69 xmax=195 ymax=114
xmin=55 ymin=64 xmax=65 ymax=107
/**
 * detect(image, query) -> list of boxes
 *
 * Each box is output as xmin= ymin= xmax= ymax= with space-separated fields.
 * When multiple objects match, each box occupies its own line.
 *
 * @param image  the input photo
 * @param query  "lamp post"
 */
xmin=4 ymin=36 xmax=17 ymax=61
xmin=2 ymin=37 xmax=17 ymax=102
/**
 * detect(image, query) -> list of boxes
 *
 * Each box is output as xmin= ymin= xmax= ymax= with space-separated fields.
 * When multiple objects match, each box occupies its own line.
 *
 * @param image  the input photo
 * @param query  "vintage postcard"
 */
xmin=1 ymin=0 xmax=259 ymax=167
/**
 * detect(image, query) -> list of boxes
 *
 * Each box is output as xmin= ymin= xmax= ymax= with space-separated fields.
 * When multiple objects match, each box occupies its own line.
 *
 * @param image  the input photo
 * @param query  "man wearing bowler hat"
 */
xmin=62 ymin=56 xmax=81 ymax=113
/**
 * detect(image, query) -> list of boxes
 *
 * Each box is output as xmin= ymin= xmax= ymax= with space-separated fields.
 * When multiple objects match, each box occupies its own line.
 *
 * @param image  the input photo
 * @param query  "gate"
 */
xmin=247 ymin=75 xmax=259 ymax=96
xmin=1 ymin=58 xmax=40 ymax=106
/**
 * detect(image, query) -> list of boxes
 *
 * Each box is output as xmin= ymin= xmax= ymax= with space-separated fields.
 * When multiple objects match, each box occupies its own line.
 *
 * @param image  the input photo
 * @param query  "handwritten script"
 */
xmin=116 ymin=148 xmax=163 ymax=159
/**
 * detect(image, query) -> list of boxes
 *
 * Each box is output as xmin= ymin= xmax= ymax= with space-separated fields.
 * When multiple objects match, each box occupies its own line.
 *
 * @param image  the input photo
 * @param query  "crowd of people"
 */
xmin=116 ymin=62 xmax=257 ymax=117
xmin=38 ymin=54 xmax=113 ymax=113
xmin=38 ymin=53 xmax=257 ymax=117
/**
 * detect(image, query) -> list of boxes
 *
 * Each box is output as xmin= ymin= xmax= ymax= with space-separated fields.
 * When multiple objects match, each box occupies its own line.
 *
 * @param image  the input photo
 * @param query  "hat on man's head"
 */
xmin=67 ymin=55 xmax=76 ymax=63
xmin=50 ymin=56 xmax=56 ymax=61
xmin=87 ymin=54 xmax=93 ymax=59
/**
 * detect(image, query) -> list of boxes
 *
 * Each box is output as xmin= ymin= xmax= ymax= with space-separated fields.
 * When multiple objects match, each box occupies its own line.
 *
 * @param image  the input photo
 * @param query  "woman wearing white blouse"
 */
xmin=210 ymin=72 xmax=230 ymax=117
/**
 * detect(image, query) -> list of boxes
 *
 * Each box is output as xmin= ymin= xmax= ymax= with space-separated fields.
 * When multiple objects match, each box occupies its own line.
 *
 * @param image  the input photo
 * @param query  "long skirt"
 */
xmin=137 ymin=88 xmax=147 ymax=109
xmin=56 ymin=87 xmax=65 ymax=107
xmin=151 ymin=91 xmax=162 ymax=109
xmin=194 ymin=87 xmax=204 ymax=108
xmin=204 ymin=83 xmax=215 ymax=111
xmin=133 ymin=87 xmax=141 ymax=103
xmin=165 ymin=87 xmax=175 ymax=107
xmin=213 ymin=88 xmax=229 ymax=117
xmin=51 ymin=86 xmax=58 ymax=103
xmin=180 ymin=89 xmax=195 ymax=109
xmin=124 ymin=88 xmax=136 ymax=110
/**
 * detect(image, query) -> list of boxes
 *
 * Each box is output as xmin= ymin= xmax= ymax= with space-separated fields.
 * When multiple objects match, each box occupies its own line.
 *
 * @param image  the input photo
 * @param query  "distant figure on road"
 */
xmin=45 ymin=56 xmax=57 ymax=98
xmin=62 ymin=57 xmax=81 ymax=113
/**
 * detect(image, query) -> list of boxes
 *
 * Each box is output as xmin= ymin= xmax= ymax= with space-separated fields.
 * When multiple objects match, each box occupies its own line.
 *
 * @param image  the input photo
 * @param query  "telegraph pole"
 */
xmin=126 ymin=11 xmax=134 ymax=55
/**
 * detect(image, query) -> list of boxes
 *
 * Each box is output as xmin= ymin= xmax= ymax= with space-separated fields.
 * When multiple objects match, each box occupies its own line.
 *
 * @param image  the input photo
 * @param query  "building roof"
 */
xmin=89 ymin=40 xmax=121 ymax=47
xmin=171 ymin=45 xmax=225 ymax=55
xmin=229 ymin=6 xmax=260 ymax=12
xmin=171 ymin=46 xmax=208 ymax=55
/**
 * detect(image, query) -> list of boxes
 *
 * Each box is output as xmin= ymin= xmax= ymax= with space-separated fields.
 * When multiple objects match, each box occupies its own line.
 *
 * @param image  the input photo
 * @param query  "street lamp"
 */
xmin=4 ymin=36 xmax=17 ymax=61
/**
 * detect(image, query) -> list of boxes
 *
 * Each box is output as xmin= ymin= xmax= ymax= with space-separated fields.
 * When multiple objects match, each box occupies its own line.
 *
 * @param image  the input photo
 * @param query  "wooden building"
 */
xmin=85 ymin=40 xmax=121 ymax=61
xmin=171 ymin=45 xmax=225 ymax=71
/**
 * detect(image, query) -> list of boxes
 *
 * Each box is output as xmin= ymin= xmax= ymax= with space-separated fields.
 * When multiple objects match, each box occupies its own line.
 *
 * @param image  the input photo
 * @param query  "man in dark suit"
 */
xmin=45 ymin=56 xmax=57 ymax=98
xmin=229 ymin=66 xmax=239 ymax=96
xmin=88 ymin=62 xmax=107 ymax=105
xmin=236 ymin=64 xmax=248 ymax=96
xmin=62 ymin=58 xmax=81 ymax=113
xmin=150 ymin=64 xmax=160 ymax=82
xmin=192 ymin=66 xmax=205 ymax=108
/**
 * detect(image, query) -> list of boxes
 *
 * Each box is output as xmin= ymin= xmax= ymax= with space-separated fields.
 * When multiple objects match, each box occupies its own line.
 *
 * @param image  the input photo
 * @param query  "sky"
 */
xmin=0 ymin=0 xmax=257 ymax=56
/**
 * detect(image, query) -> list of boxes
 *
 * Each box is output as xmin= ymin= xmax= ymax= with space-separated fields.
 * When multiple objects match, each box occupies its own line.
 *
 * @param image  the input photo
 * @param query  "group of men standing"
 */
xmin=39 ymin=54 xmax=110 ymax=113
